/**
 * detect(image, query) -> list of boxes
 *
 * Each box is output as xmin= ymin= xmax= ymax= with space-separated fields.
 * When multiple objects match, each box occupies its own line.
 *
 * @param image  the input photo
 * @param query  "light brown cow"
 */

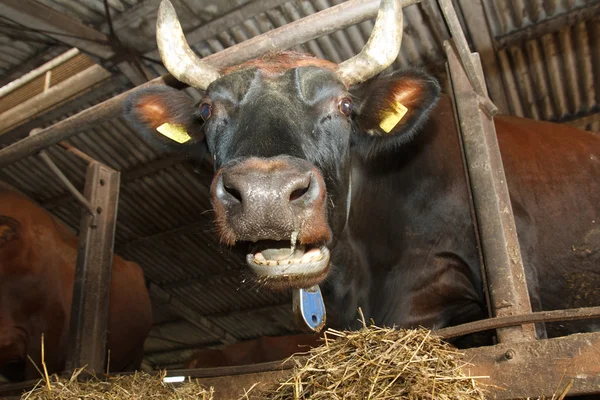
xmin=0 ymin=188 xmax=152 ymax=381
xmin=185 ymin=333 xmax=322 ymax=369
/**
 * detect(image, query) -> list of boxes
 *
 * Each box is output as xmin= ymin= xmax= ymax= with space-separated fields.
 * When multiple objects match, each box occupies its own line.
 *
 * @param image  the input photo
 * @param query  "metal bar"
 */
xmin=437 ymin=0 xmax=497 ymax=116
xmin=148 ymin=283 xmax=238 ymax=345
xmin=435 ymin=306 xmax=600 ymax=339
xmin=57 ymin=141 xmax=98 ymax=165
xmin=65 ymin=162 xmax=120 ymax=374
xmin=37 ymin=150 xmax=95 ymax=215
xmin=168 ymin=359 xmax=295 ymax=379
xmin=0 ymin=0 xmax=421 ymax=169
xmin=173 ymin=369 xmax=292 ymax=400
xmin=445 ymin=40 xmax=537 ymax=343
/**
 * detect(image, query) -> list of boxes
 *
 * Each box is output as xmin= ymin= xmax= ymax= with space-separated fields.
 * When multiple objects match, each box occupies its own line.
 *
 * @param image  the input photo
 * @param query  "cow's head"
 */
xmin=124 ymin=0 xmax=440 ymax=291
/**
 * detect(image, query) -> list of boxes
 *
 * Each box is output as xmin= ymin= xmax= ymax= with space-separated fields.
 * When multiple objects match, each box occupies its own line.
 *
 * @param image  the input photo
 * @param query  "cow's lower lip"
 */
xmin=246 ymin=245 xmax=330 ymax=281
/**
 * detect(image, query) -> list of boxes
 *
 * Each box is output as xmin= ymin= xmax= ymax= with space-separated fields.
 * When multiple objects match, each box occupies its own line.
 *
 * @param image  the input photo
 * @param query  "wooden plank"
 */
xmin=0 ymin=0 xmax=149 ymax=85
xmin=462 ymin=332 xmax=600 ymax=398
xmin=2 ymin=333 xmax=599 ymax=399
xmin=0 ymin=65 xmax=111 ymax=135
xmin=65 ymin=162 xmax=120 ymax=374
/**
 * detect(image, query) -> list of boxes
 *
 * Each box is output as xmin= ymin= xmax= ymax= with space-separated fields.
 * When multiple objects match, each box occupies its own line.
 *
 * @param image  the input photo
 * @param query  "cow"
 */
xmin=124 ymin=0 xmax=599 ymax=344
xmin=185 ymin=333 xmax=322 ymax=369
xmin=0 ymin=187 xmax=153 ymax=381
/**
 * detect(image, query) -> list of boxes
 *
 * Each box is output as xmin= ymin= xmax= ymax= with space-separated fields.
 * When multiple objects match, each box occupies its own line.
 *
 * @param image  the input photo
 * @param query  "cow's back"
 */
xmin=0 ymin=190 xmax=71 ymax=377
xmin=335 ymin=96 xmax=599 ymax=339
xmin=0 ymin=189 xmax=152 ymax=378
xmin=106 ymin=255 xmax=152 ymax=371
xmin=495 ymin=117 xmax=600 ymax=334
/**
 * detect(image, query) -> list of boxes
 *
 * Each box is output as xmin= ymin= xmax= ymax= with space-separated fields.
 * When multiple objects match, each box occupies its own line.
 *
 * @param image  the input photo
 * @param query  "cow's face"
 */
xmin=125 ymin=57 xmax=352 ymax=290
xmin=125 ymin=60 xmax=440 ymax=290
xmin=207 ymin=60 xmax=352 ymax=289
xmin=124 ymin=0 xmax=438 ymax=290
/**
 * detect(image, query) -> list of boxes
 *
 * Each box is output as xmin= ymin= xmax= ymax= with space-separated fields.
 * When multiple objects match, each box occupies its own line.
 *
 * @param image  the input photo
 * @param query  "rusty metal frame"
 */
xmin=444 ymin=38 xmax=537 ymax=343
xmin=434 ymin=306 xmax=600 ymax=339
xmin=0 ymin=0 xmax=599 ymax=398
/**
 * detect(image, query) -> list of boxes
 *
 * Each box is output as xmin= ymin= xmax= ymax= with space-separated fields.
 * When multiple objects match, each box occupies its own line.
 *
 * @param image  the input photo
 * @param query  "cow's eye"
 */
xmin=338 ymin=98 xmax=352 ymax=117
xmin=199 ymin=103 xmax=212 ymax=121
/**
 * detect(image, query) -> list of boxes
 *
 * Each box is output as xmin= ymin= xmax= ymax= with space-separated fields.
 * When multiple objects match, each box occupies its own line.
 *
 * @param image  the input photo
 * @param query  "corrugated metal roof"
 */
xmin=1 ymin=0 xmax=599 ymax=369
xmin=498 ymin=18 xmax=599 ymax=122
xmin=36 ymin=0 xmax=142 ymax=25
xmin=0 ymin=35 xmax=52 ymax=78
xmin=484 ymin=0 xmax=591 ymax=37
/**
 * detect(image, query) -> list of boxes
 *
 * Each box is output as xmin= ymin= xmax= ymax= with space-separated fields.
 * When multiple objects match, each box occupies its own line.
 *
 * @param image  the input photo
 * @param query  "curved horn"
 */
xmin=156 ymin=0 xmax=220 ymax=89
xmin=336 ymin=0 xmax=403 ymax=86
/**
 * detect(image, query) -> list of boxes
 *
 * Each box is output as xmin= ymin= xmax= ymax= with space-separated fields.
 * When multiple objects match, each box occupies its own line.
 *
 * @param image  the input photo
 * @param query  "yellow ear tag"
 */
xmin=379 ymin=102 xmax=408 ymax=133
xmin=156 ymin=123 xmax=192 ymax=144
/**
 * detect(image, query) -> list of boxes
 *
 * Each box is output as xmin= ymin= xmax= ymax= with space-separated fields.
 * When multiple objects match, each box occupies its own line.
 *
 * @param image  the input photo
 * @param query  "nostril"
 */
xmin=224 ymin=184 xmax=243 ymax=203
xmin=290 ymin=184 xmax=310 ymax=201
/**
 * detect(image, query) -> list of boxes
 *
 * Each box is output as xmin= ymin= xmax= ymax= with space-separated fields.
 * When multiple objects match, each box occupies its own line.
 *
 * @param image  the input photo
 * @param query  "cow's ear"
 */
xmin=353 ymin=70 xmax=440 ymax=149
xmin=123 ymin=86 xmax=204 ymax=154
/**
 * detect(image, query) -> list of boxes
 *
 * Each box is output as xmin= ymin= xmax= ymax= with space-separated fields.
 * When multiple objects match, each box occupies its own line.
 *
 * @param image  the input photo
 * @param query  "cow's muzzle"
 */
xmin=211 ymin=155 xmax=332 ymax=289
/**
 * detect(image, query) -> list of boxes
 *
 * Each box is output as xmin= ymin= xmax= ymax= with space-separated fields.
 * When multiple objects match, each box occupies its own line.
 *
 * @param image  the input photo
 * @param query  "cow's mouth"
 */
xmin=246 ymin=240 xmax=330 ymax=288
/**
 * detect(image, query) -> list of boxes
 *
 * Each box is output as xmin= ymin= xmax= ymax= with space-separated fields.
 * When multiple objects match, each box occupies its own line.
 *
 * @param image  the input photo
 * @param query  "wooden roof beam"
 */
xmin=0 ymin=0 xmax=150 ymax=85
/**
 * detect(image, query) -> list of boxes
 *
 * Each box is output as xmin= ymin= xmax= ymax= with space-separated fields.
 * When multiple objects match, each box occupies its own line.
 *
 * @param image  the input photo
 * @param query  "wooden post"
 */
xmin=65 ymin=162 xmax=120 ymax=373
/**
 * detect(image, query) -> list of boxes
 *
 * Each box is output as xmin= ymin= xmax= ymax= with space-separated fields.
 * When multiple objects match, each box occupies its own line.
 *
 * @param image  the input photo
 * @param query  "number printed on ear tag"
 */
xmin=379 ymin=102 xmax=408 ymax=133
xmin=156 ymin=122 xmax=192 ymax=143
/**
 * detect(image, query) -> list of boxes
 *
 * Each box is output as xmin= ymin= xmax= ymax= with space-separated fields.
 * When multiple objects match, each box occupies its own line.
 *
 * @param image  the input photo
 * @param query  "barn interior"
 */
xmin=0 ymin=0 xmax=598 ymax=373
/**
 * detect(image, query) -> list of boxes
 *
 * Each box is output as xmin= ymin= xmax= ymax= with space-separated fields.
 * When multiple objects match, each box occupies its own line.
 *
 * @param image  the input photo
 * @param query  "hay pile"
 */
xmin=20 ymin=324 xmax=485 ymax=400
xmin=262 ymin=324 xmax=486 ymax=400
xmin=22 ymin=369 xmax=213 ymax=400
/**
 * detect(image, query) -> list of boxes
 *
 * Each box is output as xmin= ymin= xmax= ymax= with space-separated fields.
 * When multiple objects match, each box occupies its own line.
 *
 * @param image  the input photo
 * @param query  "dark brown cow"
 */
xmin=124 ymin=0 xmax=599 ymax=346
xmin=0 ymin=188 xmax=152 ymax=381
xmin=185 ymin=333 xmax=322 ymax=369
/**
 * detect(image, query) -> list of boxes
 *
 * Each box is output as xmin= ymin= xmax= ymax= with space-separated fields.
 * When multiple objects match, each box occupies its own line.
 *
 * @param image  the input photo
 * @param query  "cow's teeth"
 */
xmin=251 ymin=247 xmax=324 ymax=266
xmin=301 ymin=247 xmax=321 ymax=262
